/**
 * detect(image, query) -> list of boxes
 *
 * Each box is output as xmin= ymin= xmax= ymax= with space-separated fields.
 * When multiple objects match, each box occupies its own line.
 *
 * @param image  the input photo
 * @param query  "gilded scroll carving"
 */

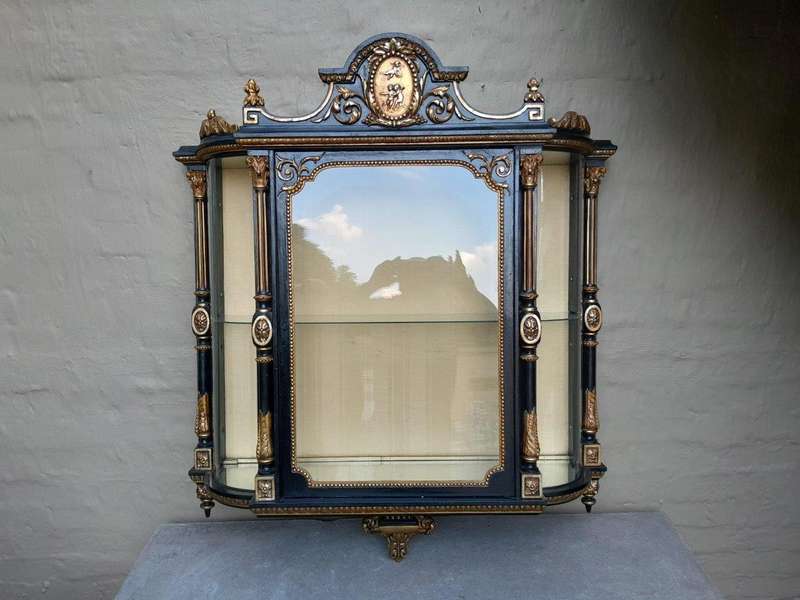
xmin=463 ymin=151 xmax=511 ymax=188
xmin=548 ymin=110 xmax=590 ymax=135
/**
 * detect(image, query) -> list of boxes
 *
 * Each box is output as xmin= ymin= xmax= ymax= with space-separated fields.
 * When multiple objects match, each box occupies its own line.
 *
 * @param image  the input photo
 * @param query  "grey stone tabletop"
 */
xmin=117 ymin=511 xmax=722 ymax=600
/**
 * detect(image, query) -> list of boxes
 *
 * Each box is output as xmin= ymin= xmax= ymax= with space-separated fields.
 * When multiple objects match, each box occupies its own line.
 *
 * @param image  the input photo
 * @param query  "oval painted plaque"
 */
xmin=373 ymin=56 xmax=415 ymax=119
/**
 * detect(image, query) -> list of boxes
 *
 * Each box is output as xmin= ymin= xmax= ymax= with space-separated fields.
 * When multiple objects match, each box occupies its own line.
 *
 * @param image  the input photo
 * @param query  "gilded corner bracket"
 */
xmin=362 ymin=515 xmax=435 ymax=561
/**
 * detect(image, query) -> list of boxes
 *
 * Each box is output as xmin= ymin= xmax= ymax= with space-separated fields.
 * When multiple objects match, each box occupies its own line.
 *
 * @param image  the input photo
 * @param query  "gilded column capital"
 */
xmin=584 ymin=166 xmax=607 ymax=198
xmin=520 ymin=153 xmax=543 ymax=190
xmin=247 ymin=156 xmax=269 ymax=190
xmin=186 ymin=170 xmax=207 ymax=199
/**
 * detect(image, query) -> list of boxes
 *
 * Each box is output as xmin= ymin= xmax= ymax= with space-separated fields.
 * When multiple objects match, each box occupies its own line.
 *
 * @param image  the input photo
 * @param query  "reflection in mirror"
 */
xmin=290 ymin=165 xmax=503 ymax=483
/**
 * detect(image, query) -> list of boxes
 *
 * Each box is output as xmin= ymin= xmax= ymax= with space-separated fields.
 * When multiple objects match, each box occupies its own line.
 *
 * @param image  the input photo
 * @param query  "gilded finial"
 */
xmin=244 ymin=79 xmax=265 ymax=107
xmin=524 ymin=78 xmax=544 ymax=103
xmin=199 ymin=109 xmax=238 ymax=139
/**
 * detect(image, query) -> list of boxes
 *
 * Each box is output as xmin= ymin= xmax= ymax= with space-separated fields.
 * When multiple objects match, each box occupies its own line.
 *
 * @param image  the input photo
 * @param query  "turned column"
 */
xmin=580 ymin=164 xmax=607 ymax=512
xmin=519 ymin=153 xmax=543 ymax=499
xmin=247 ymin=154 xmax=277 ymax=502
xmin=186 ymin=167 xmax=215 ymax=517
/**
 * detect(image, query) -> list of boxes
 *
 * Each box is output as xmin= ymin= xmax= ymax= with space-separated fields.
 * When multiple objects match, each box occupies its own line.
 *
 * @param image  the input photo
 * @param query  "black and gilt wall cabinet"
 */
xmin=174 ymin=33 xmax=615 ymax=560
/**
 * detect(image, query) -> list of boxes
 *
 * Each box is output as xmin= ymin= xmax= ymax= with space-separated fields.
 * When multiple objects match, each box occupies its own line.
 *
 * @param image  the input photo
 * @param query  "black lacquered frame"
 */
xmin=174 ymin=33 xmax=615 ymax=520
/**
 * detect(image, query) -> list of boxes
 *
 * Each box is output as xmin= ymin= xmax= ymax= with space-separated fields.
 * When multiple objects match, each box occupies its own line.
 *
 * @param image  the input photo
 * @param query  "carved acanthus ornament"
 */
xmin=246 ymin=156 xmax=269 ymax=190
xmin=256 ymin=410 xmax=273 ymax=463
xmin=583 ymin=389 xmax=599 ymax=434
xmin=584 ymin=166 xmax=607 ymax=198
xmin=522 ymin=409 xmax=541 ymax=462
xmin=520 ymin=153 xmax=543 ymax=190
xmin=185 ymin=171 xmax=207 ymax=199
xmin=195 ymin=393 xmax=211 ymax=439
xmin=548 ymin=110 xmax=591 ymax=135
xmin=199 ymin=109 xmax=238 ymax=139
xmin=243 ymin=78 xmax=264 ymax=107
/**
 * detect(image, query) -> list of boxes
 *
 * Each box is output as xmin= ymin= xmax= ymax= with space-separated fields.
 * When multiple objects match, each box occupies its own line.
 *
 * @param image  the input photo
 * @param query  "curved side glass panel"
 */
xmin=210 ymin=156 xmax=257 ymax=491
xmin=537 ymin=151 xmax=581 ymax=487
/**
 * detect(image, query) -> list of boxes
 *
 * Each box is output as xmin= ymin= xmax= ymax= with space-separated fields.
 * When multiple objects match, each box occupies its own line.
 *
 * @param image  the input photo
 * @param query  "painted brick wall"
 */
xmin=0 ymin=1 xmax=798 ymax=598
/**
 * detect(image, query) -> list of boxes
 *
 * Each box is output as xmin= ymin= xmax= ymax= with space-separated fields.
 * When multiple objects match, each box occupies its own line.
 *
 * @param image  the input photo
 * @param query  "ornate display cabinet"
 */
xmin=174 ymin=33 xmax=615 ymax=560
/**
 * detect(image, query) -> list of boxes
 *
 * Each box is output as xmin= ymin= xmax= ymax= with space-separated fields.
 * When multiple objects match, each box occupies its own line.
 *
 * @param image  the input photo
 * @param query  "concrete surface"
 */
xmin=117 ymin=513 xmax=722 ymax=600
xmin=1 ymin=1 xmax=799 ymax=599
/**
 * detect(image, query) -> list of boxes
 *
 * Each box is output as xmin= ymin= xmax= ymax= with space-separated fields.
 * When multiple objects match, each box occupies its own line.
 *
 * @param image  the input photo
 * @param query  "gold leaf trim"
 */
xmin=256 ymin=411 xmax=273 ymax=464
xmin=522 ymin=410 xmax=540 ymax=462
xmin=285 ymin=158 xmax=506 ymax=488
xmin=194 ymin=393 xmax=210 ymax=439
xmin=583 ymin=389 xmax=598 ymax=434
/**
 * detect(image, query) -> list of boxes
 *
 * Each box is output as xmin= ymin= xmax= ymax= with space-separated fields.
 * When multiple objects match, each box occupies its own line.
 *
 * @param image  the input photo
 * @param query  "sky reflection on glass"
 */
xmin=292 ymin=166 xmax=499 ymax=320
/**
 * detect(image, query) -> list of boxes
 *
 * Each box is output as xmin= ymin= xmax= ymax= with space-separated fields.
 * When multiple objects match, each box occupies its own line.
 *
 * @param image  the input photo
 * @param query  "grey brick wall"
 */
xmin=0 ymin=1 xmax=798 ymax=598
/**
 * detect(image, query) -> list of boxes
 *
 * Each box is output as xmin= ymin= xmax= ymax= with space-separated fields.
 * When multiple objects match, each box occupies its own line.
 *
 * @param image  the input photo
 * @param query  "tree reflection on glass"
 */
xmin=291 ymin=165 xmax=502 ymax=483
xmin=292 ymin=166 xmax=498 ymax=323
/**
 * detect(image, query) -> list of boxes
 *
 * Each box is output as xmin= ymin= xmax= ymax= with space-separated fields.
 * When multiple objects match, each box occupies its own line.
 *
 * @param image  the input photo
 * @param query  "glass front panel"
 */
xmin=290 ymin=164 xmax=503 ymax=483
